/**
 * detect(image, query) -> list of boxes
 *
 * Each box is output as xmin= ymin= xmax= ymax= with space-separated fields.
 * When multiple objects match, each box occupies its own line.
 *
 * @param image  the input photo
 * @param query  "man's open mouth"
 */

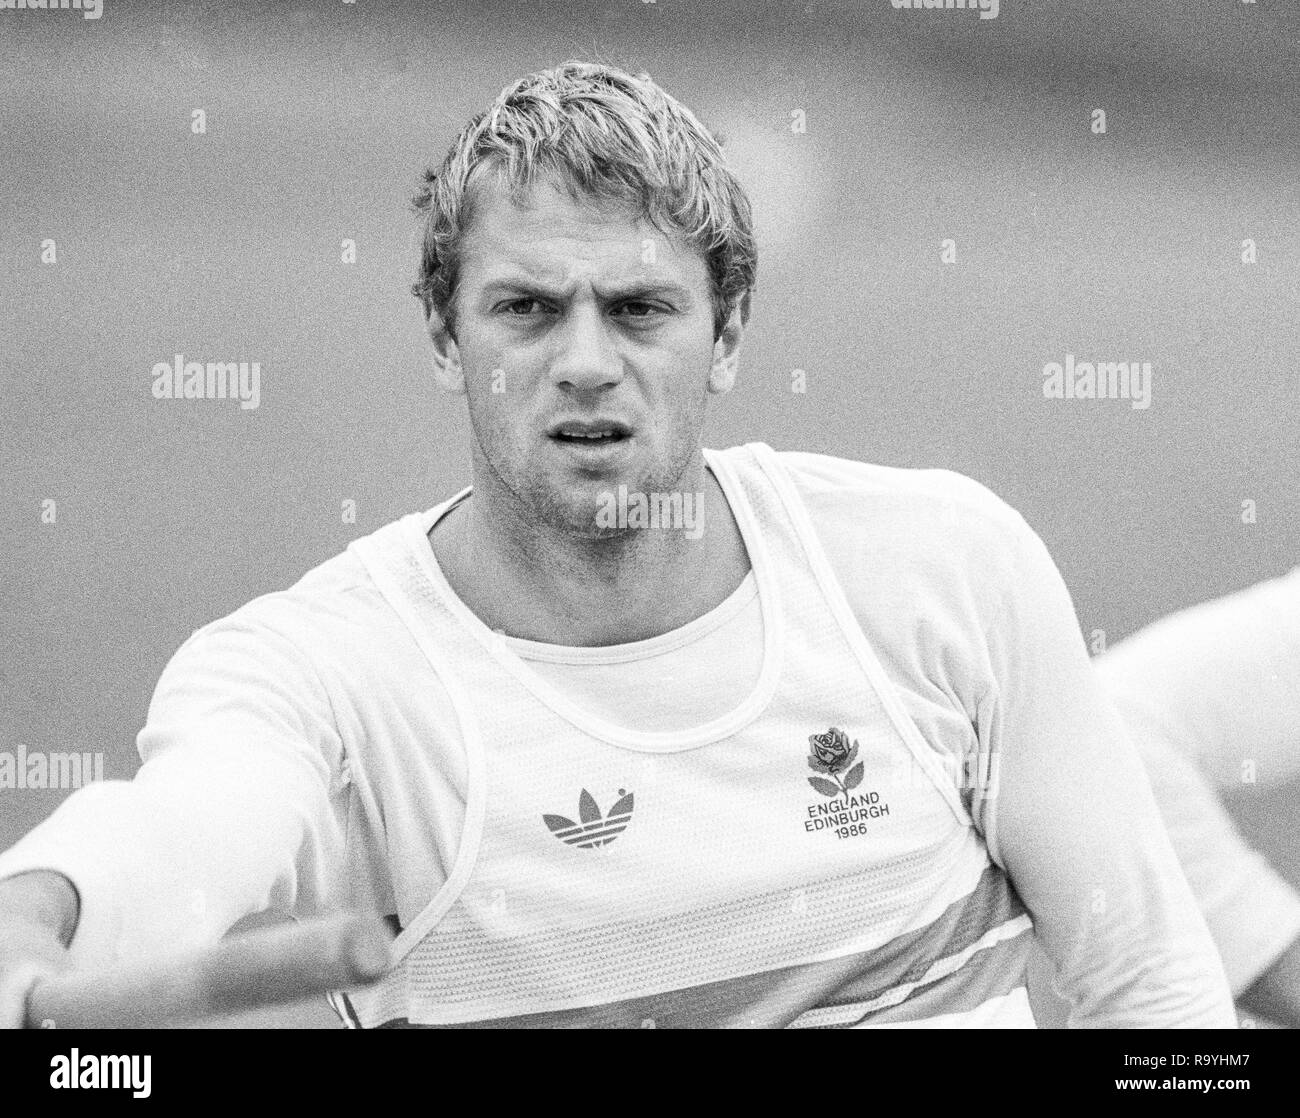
xmin=548 ymin=421 xmax=632 ymax=446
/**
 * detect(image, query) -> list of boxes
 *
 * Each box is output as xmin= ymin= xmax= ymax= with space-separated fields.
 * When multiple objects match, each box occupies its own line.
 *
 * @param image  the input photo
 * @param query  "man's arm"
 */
xmin=0 ymin=618 xmax=349 ymax=982
xmin=1095 ymin=568 xmax=1300 ymax=1020
xmin=973 ymin=519 xmax=1235 ymax=1027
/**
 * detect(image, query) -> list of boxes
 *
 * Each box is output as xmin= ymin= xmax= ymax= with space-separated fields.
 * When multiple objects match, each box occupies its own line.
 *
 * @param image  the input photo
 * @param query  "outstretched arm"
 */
xmin=0 ymin=619 xmax=349 ymax=978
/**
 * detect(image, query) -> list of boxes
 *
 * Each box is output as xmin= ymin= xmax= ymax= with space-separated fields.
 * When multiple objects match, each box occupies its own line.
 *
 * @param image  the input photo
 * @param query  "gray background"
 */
xmin=1 ymin=0 xmax=1297 ymax=1027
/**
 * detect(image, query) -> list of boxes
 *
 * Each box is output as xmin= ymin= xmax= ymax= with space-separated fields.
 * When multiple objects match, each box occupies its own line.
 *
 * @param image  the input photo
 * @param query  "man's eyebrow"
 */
xmin=597 ymin=280 xmax=694 ymax=303
xmin=478 ymin=277 xmax=566 ymax=301
xmin=478 ymin=277 xmax=695 ymax=303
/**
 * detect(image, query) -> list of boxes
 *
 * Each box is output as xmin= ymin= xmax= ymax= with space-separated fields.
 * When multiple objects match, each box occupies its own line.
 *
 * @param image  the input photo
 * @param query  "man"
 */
xmin=1096 ymin=567 xmax=1300 ymax=1026
xmin=0 ymin=61 xmax=1232 ymax=1028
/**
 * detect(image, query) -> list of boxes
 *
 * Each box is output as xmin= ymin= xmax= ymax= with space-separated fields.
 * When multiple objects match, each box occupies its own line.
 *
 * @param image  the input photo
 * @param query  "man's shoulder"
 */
xmin=722 ymin=444 xmax=1029 ymax=541
xmin=715 ymin=444 xmax=1043 ymax=617
xmin=183 ymin=510 xmax=429 ymax=656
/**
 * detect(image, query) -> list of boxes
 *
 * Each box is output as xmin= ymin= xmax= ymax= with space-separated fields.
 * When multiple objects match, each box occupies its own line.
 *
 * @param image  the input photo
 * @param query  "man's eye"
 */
xmin=614 ymin=301 xmax=659 ymax=318
xmin=501 ymin=298 xmax=546 ymax=316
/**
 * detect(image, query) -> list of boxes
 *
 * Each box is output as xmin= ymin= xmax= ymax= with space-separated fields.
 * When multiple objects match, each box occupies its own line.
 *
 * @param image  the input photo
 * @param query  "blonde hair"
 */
xmin=412 ymin=61 xmax=757 ymax=338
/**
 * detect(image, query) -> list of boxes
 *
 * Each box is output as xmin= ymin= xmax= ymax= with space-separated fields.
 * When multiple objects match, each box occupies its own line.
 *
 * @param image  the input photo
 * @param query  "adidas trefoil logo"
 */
xmin=543 ymin=788 xmax=635 ymax=849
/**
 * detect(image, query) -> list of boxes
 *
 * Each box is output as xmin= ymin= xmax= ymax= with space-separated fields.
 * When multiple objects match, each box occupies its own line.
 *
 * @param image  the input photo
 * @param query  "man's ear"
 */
xmin=426 ymin=304 xmax=465 ymax=394
xmin=707 ymin=296 xmax=747 ymax=395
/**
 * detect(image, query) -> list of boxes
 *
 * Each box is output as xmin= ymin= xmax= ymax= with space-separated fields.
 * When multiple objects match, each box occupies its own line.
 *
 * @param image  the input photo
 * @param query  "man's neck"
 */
xmin=428 ymin=466 xmax=751 ymax=647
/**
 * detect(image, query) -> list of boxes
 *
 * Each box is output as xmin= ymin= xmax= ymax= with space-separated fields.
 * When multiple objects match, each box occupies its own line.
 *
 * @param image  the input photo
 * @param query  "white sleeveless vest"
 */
xmin=336 ymin=443 xmax=1035 ymax=1028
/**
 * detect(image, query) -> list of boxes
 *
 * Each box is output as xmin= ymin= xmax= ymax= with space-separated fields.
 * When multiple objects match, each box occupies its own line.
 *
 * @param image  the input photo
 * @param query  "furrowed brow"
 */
xmin=479 ymin=277 xmax=568 ymax=302
xmin=595 ymin=281 xmax=694 ymax=304
xmin=478 ymin=277 xmax=694 ymax=306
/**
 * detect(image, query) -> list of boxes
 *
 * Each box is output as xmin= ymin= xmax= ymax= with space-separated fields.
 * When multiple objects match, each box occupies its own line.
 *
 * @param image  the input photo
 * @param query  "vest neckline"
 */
xmin=400 ymin=447 xmax=786 ymax=752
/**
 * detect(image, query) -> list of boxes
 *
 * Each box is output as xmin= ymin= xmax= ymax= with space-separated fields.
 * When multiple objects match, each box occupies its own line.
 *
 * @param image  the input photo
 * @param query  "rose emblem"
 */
xmin=807 ymin=727 xmax=864 ymax=798
xmin=810 ymin=728 xmax=852 ymax=772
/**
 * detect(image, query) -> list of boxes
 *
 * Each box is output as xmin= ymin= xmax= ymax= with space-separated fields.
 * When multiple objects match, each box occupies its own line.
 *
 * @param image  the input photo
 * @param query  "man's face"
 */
xmin=435 ymin=178 xmax=738 ymax=536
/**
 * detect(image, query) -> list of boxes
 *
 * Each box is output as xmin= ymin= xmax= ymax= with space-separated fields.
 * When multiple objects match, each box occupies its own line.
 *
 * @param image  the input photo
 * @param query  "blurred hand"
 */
xmin=0 ymin=872 xmax=78 ymax=1029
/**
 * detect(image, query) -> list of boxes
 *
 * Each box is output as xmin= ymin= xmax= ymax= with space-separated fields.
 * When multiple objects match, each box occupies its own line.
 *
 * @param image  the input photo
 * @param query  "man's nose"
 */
xmin=548 ymin=305 xmax=624 ymax=391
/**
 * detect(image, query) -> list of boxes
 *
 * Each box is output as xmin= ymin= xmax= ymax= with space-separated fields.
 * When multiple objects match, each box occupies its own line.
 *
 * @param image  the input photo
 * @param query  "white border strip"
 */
xmin=347 ymin=524 xmax=489 ymax=963
xmin=788 ymin=914 xmax=1033 ymax=1028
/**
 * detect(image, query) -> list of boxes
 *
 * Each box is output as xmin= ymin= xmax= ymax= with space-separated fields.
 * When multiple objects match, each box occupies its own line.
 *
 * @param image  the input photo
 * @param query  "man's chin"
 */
xmin=556 ymin=487 xmax=626 ymax=538
xmin=529 ymin=476 xmax=639 ymax=539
